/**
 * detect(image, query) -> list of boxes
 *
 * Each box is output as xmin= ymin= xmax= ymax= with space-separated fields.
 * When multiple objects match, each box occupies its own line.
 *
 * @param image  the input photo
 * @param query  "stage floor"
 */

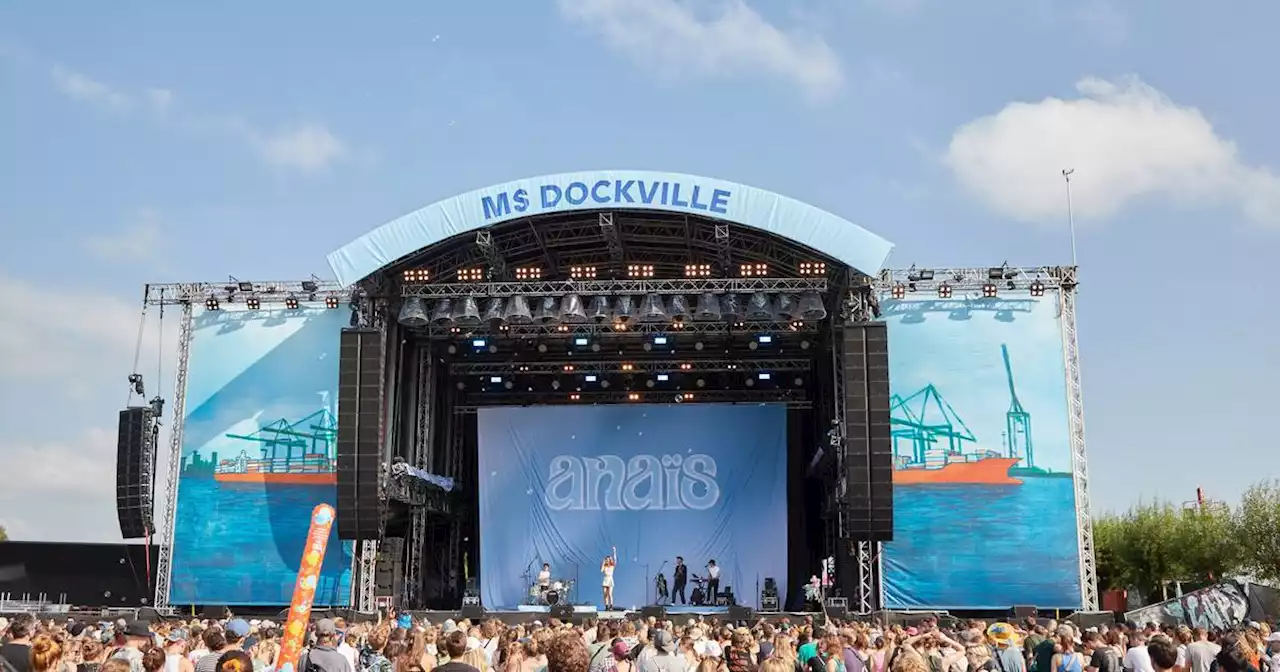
xmin=409 ymin=607 xmax=811 ymax=626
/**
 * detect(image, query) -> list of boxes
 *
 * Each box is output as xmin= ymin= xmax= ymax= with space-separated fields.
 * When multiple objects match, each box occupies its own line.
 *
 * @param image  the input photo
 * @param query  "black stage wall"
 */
xmin=0 ymin=542 xmax=157 ymax=607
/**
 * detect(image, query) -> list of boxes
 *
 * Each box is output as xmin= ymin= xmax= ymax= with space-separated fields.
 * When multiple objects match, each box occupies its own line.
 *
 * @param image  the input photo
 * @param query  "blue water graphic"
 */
xmin=883 ymin=476 xmax=1081 ymax=609
xmin=170 ymin=478 xmax=352 ymax=605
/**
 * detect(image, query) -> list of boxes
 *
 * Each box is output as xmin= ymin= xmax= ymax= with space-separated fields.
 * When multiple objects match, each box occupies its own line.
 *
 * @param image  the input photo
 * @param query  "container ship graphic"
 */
xmin=889 ymin=344 xmax=1039 ymax=485
xmin=213 ymin=405 xmax=338 ymax=486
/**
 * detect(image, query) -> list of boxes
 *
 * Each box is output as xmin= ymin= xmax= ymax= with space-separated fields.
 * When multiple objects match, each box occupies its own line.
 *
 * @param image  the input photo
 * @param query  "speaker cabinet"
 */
xmin=116 ymin=407 xmax=156 ymax=539
xmin=842 ymin=323 xmax=893 ymax=542
xmin=337 ymin=328 xmax=386 ymax=541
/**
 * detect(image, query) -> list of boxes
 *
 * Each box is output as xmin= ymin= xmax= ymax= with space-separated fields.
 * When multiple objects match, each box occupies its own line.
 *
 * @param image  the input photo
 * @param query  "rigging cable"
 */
xmin=127 ymin=287 xmax=150 ymax=407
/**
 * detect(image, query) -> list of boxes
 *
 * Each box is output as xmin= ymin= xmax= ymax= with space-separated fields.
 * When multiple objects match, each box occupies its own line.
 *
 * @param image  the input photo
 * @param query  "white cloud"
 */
xmin=146 ymin=87 xmax=175 ymax=114
xmin=249 ymin=124 xmax=348 ymax=173
xmin=0 ymin=274 xmax=140 ymax=381
xmin=81 ymin=208 xmax=165 ymax=263
xmin=51 ymin=65 xmax=132 ymax=109
xmin=557 ymin=0 xmax=842 ymax=98
xmin=943 ymin=76 xmax=1280 ymax=227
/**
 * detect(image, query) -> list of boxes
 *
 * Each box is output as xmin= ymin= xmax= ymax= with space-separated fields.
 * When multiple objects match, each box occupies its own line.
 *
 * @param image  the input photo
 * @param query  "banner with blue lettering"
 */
xmin=477 ymin=404 xmax=788 ymax=610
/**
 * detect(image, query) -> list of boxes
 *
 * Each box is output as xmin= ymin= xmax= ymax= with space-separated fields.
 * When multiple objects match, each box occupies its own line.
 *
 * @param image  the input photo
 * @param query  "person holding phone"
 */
xmin=601 ymin=546 xmax=617 ymax=610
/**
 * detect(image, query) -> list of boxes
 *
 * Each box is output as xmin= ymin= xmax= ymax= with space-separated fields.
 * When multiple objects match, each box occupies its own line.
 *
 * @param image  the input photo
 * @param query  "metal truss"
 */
xmin=855 ymin=541 xmax=875 ymax=614
xmin=449 ymin=358 xmax=812 ymax=376
xmin=599 ymin=212 xmax=624 ymax=263
xmin=714 ymin=224 xmax=732 ymax=273
xmin=454 ymin=388 xmax=809 ymax=412
xmin=874 ymin=265 xmax=1075 ymax=294
xmin=405 ymin=347 xmax=434 ymax=608
xmin=357 ymin=539 xmax=379 ymax=613
xmin=1060 ymin=277 xmax=1099 ymax=610
xmin=415 ymin=319 xmax=819 ymax=339
xmin=403 ymin=276 xmax=825 ymax=297
xmin=153 ymin=303 xmax=193 ymax=610
xmin=475 ymin=231 xmax=507 ymax=280
xmin=142 ymin=279 xmax=349 ymax=305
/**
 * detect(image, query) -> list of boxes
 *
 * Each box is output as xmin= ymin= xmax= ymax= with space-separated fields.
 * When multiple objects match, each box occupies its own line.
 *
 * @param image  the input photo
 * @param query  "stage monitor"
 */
xmin=477 ymin=404 xmax=788 ymax=610
xmin=879 ymin=290 xmax=1082 ymax=610
xmin=169 ymin=305 xmax=354 ymax=606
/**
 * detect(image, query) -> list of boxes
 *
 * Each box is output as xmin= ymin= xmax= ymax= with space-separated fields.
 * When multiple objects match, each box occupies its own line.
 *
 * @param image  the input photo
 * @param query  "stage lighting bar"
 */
xmin=740 ymin=263 xmax=769 ymax=277
xmin=205 ymin=298 xmax=220 ymax=311
xmin=285 ymin=295 xmax=300 ymax=310
xmin=415 ymin=319 xmax=819 ymax=339
xmin=246 ymin=296 xmax=261 ymax=310
xmin=570 ymin=265 xmax=597 ymax=280
xmin=325 ymin=296 xmax=341 ymax=309
xmin=448 ymin=358 xmax=811 ymax=376
xmin=875 ymin=265 xmax=1074 ymax=296
xmin=685 ymin=263 xmax=712 ymax=278
xmin=401 ymin=277 xmax=827 ymax=298
xmin=458 ymin=267 xmax=485 ymax=282
xmin=141 ymin=279 xmax=349 ymax=307
xmin=515 ymin=266 xmax=542 ymax=281
xmin=799 ymin=261 xmax=827 ymax=276
xmin=937 ymin=284 xmax=952 ymax=299
xmin=402 ymin=268 xmax=431 ymax=283
xmin=627 ymin=264 xmax=654 ymax=279
xmin=455 ymin=388 xmax=810 ymax=410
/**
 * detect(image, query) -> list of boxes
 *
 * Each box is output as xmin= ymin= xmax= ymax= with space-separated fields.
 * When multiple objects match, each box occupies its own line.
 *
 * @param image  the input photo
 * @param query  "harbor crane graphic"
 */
xmin=1002 ymin=343 xmax=1034 ymax=468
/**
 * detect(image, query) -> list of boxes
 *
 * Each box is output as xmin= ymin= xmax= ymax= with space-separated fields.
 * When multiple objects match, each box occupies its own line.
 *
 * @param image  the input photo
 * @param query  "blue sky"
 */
xmin=1 ymin=0 xmax=1277 ymax=541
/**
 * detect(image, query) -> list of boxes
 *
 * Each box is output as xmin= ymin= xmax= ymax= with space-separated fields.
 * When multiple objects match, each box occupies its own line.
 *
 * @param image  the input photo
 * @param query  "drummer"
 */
xmin=537 ymin=563 xmax=552 ymax=590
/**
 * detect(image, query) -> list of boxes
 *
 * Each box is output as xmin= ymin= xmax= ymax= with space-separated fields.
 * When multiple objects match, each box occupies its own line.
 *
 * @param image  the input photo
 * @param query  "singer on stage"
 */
xmin=673 ymin=556 xmax=688 ymax=604
xmin=706 ymin=559 xmax=720 ymax=605
xmin=601 ymin=546 xmax=617 ymax=610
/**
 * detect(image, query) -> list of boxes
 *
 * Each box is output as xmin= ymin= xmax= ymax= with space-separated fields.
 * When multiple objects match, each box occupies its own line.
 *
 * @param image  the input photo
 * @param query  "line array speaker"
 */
xmin=116 ymin=406 xmax=156 ymax=539
xmin=375 ymin=537 xmax=405 ymax=603
xmin=842 ymin=322 xmax=893 ymax=541
xmin=337 ymin=328 xmax=386 ymax=541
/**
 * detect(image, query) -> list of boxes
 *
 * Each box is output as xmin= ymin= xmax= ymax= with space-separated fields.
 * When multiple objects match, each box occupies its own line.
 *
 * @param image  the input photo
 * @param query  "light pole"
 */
xmin=1062 ymin=169 xmax=1078 ymax=267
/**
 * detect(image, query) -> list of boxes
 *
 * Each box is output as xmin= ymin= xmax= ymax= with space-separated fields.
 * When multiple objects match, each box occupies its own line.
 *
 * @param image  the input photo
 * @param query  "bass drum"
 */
xmin=544 ymin=590 xmax=560 ymax=606
xmin=690 ymin=586 xmax=706 ymax=606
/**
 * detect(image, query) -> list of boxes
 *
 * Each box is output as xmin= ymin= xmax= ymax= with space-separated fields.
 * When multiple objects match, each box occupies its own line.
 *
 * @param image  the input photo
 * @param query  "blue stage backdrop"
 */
xmin=478 ymin=404 xmax=788 ymax=610
xmin=170 ymin=305 xmax=353 ymax=606
xmin=879 ymin=293 xmax=1082 ymax=610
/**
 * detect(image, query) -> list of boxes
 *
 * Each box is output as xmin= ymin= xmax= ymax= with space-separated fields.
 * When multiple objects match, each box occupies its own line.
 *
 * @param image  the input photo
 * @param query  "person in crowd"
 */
xmin=30 ymin=635 xmax=63 ymax=672
xmin=195 ymin=622 xmax=248 ymax=672
xmin=435 ymin=631 xmax=480 ymax=672
xmin=638 ymin=631 xmax=681 ymax=672
xmin=806 ymin=635 xmax=845 ymax=672
xmin=2 ymin=617 xmax=36 ymax=672
xmin=546 ymin=633 xmax=590 ymax=672
xmin=299 ymin=620 xmax=352 ymax=672
xmin=78 ymin=640 xmax=107 ymax=672
xmin=1125 ymin=633 xmax=1155 ymax=672
xmin=109 ymin=622 xmax=154 ymax=672
xmin=1148 ymin=637 xmax=1178 ymax=672
xmin=1184 ymin=630 xmax=1219 ymax=672
xmin=164 ymin=631 xmax=194 ymax=672
xmin=363 ymin=629 xmax=393 ymax=672
xmin=247 ymin=627 xmax=276 ymax=672
xmin=213 ymin=652 xmax=253 ymax=672
xmin=141 ymin=648 xmax=166 ymax=672
xmin=1213 ymin=636 xmax=1258 ymax=672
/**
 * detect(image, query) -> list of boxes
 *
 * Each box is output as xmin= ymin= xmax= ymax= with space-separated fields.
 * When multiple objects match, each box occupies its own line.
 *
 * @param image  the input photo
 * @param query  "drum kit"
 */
xmin=528 ymin=579 xmax=576 ymax=606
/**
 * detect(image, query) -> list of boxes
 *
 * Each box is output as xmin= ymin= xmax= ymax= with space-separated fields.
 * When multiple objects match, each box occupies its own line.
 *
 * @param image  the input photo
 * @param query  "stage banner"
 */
xmin=879 ymin=293 xmax=1083 ymax=610
xmin=478 ymin=404 xmax=788 ymax=610
xmin=170 ymin=305 xmax=353 ymax=606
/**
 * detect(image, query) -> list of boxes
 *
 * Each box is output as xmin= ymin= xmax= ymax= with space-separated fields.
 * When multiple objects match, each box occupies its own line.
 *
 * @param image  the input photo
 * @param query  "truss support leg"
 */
xmin=153 ymin=302 xmax=193 ymax=611
xmin=600 ymin=212 xmax=624 ymax=266
xmin=856 ymin=541 xmax=875 ymax=613
xmin=356 ymin=539 xmax=379 ymax=613
xmin=1060 ymin=274 xmax=1099 ymax=610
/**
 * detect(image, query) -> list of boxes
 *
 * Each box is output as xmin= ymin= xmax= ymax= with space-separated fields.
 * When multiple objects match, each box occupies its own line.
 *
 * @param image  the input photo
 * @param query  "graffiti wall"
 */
xmin=879 ymin=292 xmax=1083 ymax=609
xmin=1125 ymin=582 xmax=1249 ymax=629
xmin=169 ymin=305 xmax=353 ymax=606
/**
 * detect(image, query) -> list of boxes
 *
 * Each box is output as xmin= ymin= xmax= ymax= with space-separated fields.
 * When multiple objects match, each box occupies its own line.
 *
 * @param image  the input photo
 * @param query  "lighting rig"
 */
xmin=877 ymin=264 xmax=1074 ymax=300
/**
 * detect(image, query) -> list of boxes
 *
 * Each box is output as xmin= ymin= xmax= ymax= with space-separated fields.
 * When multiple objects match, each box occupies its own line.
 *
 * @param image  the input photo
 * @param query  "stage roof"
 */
xmin=326 ymin=170 xmax=894 ymax=286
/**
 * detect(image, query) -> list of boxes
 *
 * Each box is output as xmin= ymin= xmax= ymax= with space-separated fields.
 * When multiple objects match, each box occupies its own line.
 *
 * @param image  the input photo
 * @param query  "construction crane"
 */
xmin=889 ymin=384 xmax=977 ymax=465
xmin=1002 ymin=343 xmax=1034 ymax=468
xmin=224 ymin=408 xmax=336 ymax=473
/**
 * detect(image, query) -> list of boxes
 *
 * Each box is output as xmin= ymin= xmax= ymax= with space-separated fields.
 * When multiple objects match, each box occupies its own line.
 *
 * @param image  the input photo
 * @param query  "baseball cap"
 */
xmin=315 ymin=619 xmax=338 ymax=636
xmin=653 ymin=630 xmax=676 ymax=653
xmin=226 ymin=619 xmax=251 ymax=638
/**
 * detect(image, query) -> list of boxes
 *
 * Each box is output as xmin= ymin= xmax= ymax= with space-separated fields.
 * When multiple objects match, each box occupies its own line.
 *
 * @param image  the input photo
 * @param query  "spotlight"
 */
xmin=570 ymin=266 xmax=597 ymax=280
xmin=456 ymin=381 xmax=466 ymax=390
xmin=515 ymin=266 xmax=542 ymax=280
xmin=537 ymin=343 xmax=548 ymax=353
xmin=569 ymin=393 xmax=581 ymax=401
xmin=907 ymin=268 xmax=934 ymax=281
xmin=739 ymin=263 xmax=769 ymax=277
xmin=679 ymin=363 xmax=693 ymax=371
xmin=325 ymin=296 xmax=340 ymax=309
xmin=758 ymin=372 xmax=772 ymax=380
xmin=552 ymin=380 xmax=561 ymax=391
xmin=600 ymin=379 xmax=610 ymax=389
xmin=1030 ymin=280 xmax=1046 ymax=297
xmin=205 ymin=297 xmax=220 ymax=311
xmin=988 ymin=266 xmax=1005 ymax=280
xmin=447 ymin=344 xmax=457 ymax=354
xmin=402 ymin=268 xmax=431 ymax=282
xmin=472 ymin=338 xmax=488 ymax=349
xmin=656 ymin=374 xmax=670 ymax=382
xmin=795 ymin=377 xmax=804 ymax=387
xmin=628 ymin=392 xmax=641 ymax=401
xmin=800 ymin=340 xmax=811 ymax=350
xmin=489 ymin=376 xmax=503 ymax=384
xmin=627 ymin=264 xmax=654 ymax=279
xmin=937 ymin=284 xmax=953 ymax=299
xmin=246 ymin=296 xmax=261 ymax=310
xmin=585 ymin=374 xmax=598 ymax=383
xmin=694 ymin=341 xmax=704 ymax=351
xmin=756 ymin=334 xmax=773 ymax=345
xmin=285 ymin=295 xmax=300 ymax=310
xmin=696 ymin=378 xmax=706 ymax=388
xmin=646 ymin=379 xmax=655 ymax=389
xmin=891 ymin=284 xmax=906 ymax=300
xmin=458 ymin=267 xmax=485 ymax=282
xmin=574 ymin=337 xmax=590 ymax=347
xmin=798 ymin=261 xmax=826 ymax=276
xmin=237 ymin=281 xmax=254 ymax=292
xmin=301 ymin=280 xmax=319 ymax=292
xmin=504 ymin=380 xmax=514 ymax=390
xmin=982 ymin=283 xmax=998 ymax=298
xmin=652 ymin=335 xmax=669 ymax=347
xmin=685 ymin=263 xmax=712 ymax=278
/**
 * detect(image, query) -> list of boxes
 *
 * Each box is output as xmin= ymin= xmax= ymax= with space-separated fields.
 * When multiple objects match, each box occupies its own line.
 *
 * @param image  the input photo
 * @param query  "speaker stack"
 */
xmin=336 ymin=328 xmax=386 ymax=541
xmin=116 ymin=406 xmax=156 ymax=539
xmin=842 ymin=323 xmax=893 ymax=541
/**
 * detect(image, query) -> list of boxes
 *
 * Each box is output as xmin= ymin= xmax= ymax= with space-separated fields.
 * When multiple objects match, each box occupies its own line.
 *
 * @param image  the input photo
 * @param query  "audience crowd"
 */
xmin=2 ymin=611 xmax=1279 ymax=672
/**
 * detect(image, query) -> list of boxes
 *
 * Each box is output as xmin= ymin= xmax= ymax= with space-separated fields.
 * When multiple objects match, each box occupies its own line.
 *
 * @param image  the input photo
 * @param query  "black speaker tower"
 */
xmin=337 ymin=328 xmax=386 ymax=541
xmin=842 ymin=322 xmax=893 ymax=541
xmin=116 ymin=406 xmax=156 ymax=539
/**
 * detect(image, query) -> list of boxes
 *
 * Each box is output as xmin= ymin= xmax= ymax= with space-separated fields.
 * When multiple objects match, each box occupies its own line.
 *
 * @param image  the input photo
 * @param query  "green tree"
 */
xmin=1235 ymin=480 xmax=1280 ymax=583
xmin=1176 ymin=502 xmax=1241 ymax=585
xmin=0 ymin=525 xmax=7 ymax=541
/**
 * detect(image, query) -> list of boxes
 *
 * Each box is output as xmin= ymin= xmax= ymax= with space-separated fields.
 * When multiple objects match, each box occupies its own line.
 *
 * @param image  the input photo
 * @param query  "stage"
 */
xmin=408 ymin=608 xmax=816 ymax=626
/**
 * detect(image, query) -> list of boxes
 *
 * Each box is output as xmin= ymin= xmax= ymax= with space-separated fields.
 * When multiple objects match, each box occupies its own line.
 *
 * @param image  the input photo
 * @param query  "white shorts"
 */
xmin=603 ymin=577 xmax=615 ymax=588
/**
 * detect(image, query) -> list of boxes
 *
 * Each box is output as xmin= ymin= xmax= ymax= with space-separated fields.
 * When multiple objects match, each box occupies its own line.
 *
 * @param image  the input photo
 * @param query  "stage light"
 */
xmin=937 ymin=283 xmax=953 ymax=299
xmin=891 ymin=284 xmax=907 ymax=300
xmin=982 ymin=283 xmax=998 ymax=298
xmin=237 ymin=281 xmax=254 ymax=292
xmin=574 ymin=337 xmax=590 ymax=347
xmin=515 ymin=266 xmax=542 ymax=280
xmin=646 ymin=379 xmax=655 ymax=388
xmin=570 ymin=266 xmax=597 ymax=280
xmin=285 ymin=295 xmax=299 ymax=310
xmin=504 ymin=380 xmax=514 ymax=390
xmin=456 ymin=381 xmax=466 ymax=390
xmin=585 ymin=374 xmax=598 ymax=383
xmin=472 ymin=338 xmax=487 ymax=349
xmin=679 ymin=363 xmax=693 ymax=371
xmin=685 ymin=263 xmax=711 ymax=278
xmin=447 ymin=344 xmax=457 ymax=354
xmin=800 ymin=340 xmax=811 ymax=350
xmin=246 ymin=296 xmax=261 ymax=310
xmin=402 ymin=268 xmax=431 ymax=282
xmin=627 ymin=264 xmax=654 ymax=279
xmin=569 ymin=393 xmax=581 ymax=401
xmin=757 ymin=334 xmax=773 ymax=345
xmin=1030 ymin=280 xmax=1046 ymax=297
xmin=600 ymin=379 xmax=611 ymax=389
xmin=325 ymin=296 xmax=340 ymax=309
xmin=657 ymin=373 xmax=670 ymax=382
xmin=552 ymin=380 xmax=561 ymax=391
xmin=740 ymin=263 xmax=769 ymax=277
xmin=795 ymin=377 xmax=805 ymax=387
xmin=489 ymin=376 xmax=503 ymax=384
xmin=205 ymin=297 xmax=220 ymax=311
xmin=628 ymin=392 xmax=641 ymax=401
xmin=988 ymin=267 xmax=1005 ymax=280
xmin=537 ymin=343 xmax=548 ymax=353
xmin=621 ymin=363 xmax=634 ymax=371
xmin=758 ymin=372 xmax=772 ymax=380
xmin=563 ymin=365 xmax=575 ymax=372
xmin=696 ymin=378 xmax=706 ymax=388
xmin=458 ymin=267 xmax=485 ymax=282
xmin=799 ymin=261 xmax=826 ymax=276
xmin=908 ymin=268 xmax=935 ymax=281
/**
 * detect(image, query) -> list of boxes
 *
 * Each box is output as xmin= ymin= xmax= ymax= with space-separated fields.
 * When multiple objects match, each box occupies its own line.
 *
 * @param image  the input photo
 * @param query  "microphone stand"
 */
xmin=643 ymin=562 xmax=650 ymax=609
